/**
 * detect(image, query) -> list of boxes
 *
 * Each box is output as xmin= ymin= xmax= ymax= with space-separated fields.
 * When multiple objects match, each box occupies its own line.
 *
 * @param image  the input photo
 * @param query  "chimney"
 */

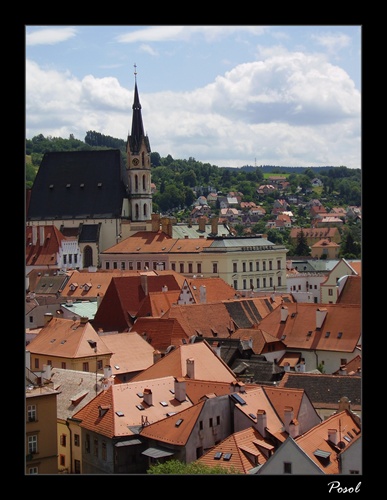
xmin=211 ymin=341 xmax=221 ymax=357
xmin=44 ymin=313 xmax=53 ymax=325
xmin=283 ymin=406 xmax=294 ymax=433
xmin=199 ymin=284 xmax=207 ymax=303
xmin=161 ymin=217 xmax=169 ymax=235
xmin=211 ymin=216 xmax=218 ymax=235
xmin=153 ymin=350 xmax=162 ymax=363
xmin=39 ymin=226 xmax=45 ymax=245
xmin=328 ymin=428 xmax=338 ymax=445
xmin=143 ymin=388 xmax=153 ymax=406
xmin=289 ymin=418 xmax=300 ymax=438
xmin=80 ymin=316 xmax=88 ymax=324
xmin=42 ymin=364 xmax=52 ymax=382
xmin=152 ymin=213 xmax=160 ymax=232
xmin=280 ymin=306 xmax=288 ymax=322
xmin=198 ymin=216 xmax=206 ymax=232
xmin=141 ymin=274 xmax=148 ymax=295
xmin=162 ymin=285 xmax=168 ymax=292
xmin=338 ymin=396 xmax=351 ymax=412
xmin=104 ymin=365 xmax=112 ymax=378
xmin=174 ymin=377 xmax=187 ymax=402
xmin=32 ymin=226 xmax=37 ymax=245
xmin=316 ymin=307 xmax=328 ymax=329
xmin=186 ymin=358 xmax=195 ymax=379
xmin=255 ymin=409 xmax=267 ymax=437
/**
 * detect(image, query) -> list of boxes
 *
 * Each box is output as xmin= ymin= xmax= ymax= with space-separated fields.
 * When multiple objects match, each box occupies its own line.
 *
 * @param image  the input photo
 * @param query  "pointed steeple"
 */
xmin=128 ymin=64 xmax=150 ymax=155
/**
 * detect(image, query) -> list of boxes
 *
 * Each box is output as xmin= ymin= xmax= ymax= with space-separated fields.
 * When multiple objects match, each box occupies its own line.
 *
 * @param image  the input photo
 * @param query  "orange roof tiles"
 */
xmin=73 ymin=376 xmax=194 ymax=439
xmin=130 ymin=341 xmax=238 ymax=384
xmin=258 ymin=303 xmax=361 ymax=353
xmin=26 ymin=225 xmax=68 ymax=267
xmin=295 ymin=409 xmax=361 ymax=474
xmin=26 ymin=317 xmax=112 ymax=358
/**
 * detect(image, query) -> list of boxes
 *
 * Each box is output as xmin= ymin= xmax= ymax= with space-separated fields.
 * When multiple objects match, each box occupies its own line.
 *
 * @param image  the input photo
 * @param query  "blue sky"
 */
xmin=26 ymin=25 xmax=361 ymax=169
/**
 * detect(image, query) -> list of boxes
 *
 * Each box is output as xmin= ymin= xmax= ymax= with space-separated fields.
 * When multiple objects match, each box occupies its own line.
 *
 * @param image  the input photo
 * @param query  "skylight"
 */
xmin=230 ymin=393 xmax=247 ymax=405
xmin=136 ymin=404 xmax=145 ymax=411
xmin=214 ymin=452 xmax=222 ymax=460
xmin=116 ymin=411 xmax=124 ymax=417
xmin=223 ymin=453 xmax=232 ymax=461
xmin=175 ymin=419 xmax=183 ymax=427
xmin=160 ymin=401 xmax=168 ymax=407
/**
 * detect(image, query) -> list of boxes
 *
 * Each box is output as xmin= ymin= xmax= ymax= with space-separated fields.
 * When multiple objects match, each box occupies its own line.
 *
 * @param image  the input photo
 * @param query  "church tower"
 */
xmin=126 ymin=65 xmax=152 ymax=221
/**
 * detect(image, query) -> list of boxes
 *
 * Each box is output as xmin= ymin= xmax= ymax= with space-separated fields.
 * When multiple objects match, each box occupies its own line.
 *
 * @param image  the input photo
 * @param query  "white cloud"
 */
xmin=26 ymin=27 xmax=78 ymax=46
xmin=26 ymin=46 xmax=360 ymax=168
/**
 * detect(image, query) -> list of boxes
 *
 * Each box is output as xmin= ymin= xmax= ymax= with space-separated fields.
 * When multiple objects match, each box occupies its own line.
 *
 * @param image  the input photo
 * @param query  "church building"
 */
xmin=26 ymin=70 xmax=154 ymax=268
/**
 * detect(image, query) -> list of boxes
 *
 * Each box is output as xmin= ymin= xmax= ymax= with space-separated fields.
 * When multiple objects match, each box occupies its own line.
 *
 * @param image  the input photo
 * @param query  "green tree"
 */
xmin=294 ymin=228 xmax=311 ymax=256
xmin=147 ymin=459 xmax=241 ymax=475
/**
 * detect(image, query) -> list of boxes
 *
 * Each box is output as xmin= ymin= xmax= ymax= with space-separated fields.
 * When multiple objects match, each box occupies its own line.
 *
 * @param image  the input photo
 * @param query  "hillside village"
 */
xmin=25 ymin=74 xmax=361 ymax=476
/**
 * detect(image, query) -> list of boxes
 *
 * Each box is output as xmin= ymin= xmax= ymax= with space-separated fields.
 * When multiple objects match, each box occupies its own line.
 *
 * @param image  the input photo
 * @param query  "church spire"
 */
xmin=130 ymin=64 xmax=146 ymax=153
xmin=126 ymin=64 xmax=152 ymax=222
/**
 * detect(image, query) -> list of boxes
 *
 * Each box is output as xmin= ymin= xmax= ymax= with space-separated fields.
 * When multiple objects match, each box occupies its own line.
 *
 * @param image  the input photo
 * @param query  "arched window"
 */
xmin=135 ymin=175 xmax=138 ymax=191
xmin=143 ymin=204 xmax=147 ymax=217
xmin=135 ymin=204 xmax=139 ymax=219
xmin=83 ymin=245 xmax=93 ymax=268
xmin=142 ymin=175 xmax=146 ymax=191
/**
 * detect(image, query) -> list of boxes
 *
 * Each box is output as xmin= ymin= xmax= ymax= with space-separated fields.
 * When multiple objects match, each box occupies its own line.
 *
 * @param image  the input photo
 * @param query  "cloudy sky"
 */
xmin=26 ymin=25 xmax=361 ymax=169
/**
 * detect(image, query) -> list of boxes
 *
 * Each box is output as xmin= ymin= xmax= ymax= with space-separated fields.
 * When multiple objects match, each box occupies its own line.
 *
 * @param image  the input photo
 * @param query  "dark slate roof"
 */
xmin=79 ymin=224 xmax=101 ymax=243
xmin=27 ymin=150 xmax=128 ymax=221
xmin=278 ymin=373 xmax=361 ymax=409
xmin=231 ymin=355 xmax=284 ymax=385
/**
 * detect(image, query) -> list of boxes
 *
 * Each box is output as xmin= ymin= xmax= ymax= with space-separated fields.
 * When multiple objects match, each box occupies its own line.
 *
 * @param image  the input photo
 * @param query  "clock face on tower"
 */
xmin=132 ymin=158 xmax=139 ymax=166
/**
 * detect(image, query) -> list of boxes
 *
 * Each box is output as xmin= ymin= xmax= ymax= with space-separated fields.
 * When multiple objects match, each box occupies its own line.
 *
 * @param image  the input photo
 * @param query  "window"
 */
xmin=233 ymin=280 xmax=238 ymax=289
xmin=60 ymin=434 xmax=67 ymax=447
xmin=233 ymin=263 xmax=237 ymax=273
xmin=269 ymin=261 xmax=273 ymax=270
xmin=59 ymin=454 xmax=65 ymax=466
xmin=47 ymin=360 xmax=52 ymax=366
xmin=34 ymin=358 xmax=39 ymax=369
xmin=212 ymin=263 xmax=218 ymax=273
xmin=277 ymin=260 xmax=281 ymax=269
xmin=242 ymin=262 xmax=246 ymax=272
xmin=29 ymin=315 xmax=33 ymax=323
xmin=180 ymin=263 xmax=184 ymax=273
xmin=94 ymin=439 xmax=98 ymax=457
xmin=171 ymin=263 xmax=176 ymax=271
xmin=106 ymin=262 xmax=110 ymax=270
xmin=136 ymin=262 xmax=141 ymax=270
xmin=197 ymin=263 xmax=202 ymax=273
xmin=340 ymin=358 xmax=347 ymax=365
xmin=61 ymin=361 xmax=66 ymax=369
xmin=27 ymin=405 xmax=36 ymax=422
xmin=113 ymin=261 xmax=118 ymax=269
xmin=284 ymin=462 xmax=292 ymax=474
xmin=188 ymin=263 xmax=193 ymax=273
xmin=278 ymin=277 xmax=282 ymax=287
xmin=128 ymin=262 xmax=134 ymax=270
xmin=28 ymin=435 xmax=38 ymax=454
xmin=256 ymin=261 xmax=260 ymax=271
xmin=249 ymin=262 xmax=253 ymax=272
xmin=256 ymin=278 xmax=260 ymax=289
xmin=121 ymin=262 xmax=125 ymax=270
xmin=85 ymin=434 xmax=90 ymax=453
xmin=328 ymin=289 xmax=333 ymax=296
xmin=74 ymin=460 xmax=81 ymax=474
xmin=74 ymin=434 xmax=80 ymax=447
xmin=243 ymin=279 xmax=246 ymax=289
xmin=269 ymin=277 xmax=273 ymax=287
xmin=216 ymin=416 xmax=220 ymax=425
xmin=102 ymin=442 xmax=107 ymax=461
xmin=199 ymin=420 xmax=203 ymax=430
xmin=83 ymin=362 xmax=89 ymax=372
xmin=209 ymin=417 xmax=213 ymax=428
xmin=97 ymin=359 xmax=103 ymax=370
xmin=263 ymin=278 xmax=266 ymax=288
xmin=263 ymin=261 xmax=266 ymax=271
